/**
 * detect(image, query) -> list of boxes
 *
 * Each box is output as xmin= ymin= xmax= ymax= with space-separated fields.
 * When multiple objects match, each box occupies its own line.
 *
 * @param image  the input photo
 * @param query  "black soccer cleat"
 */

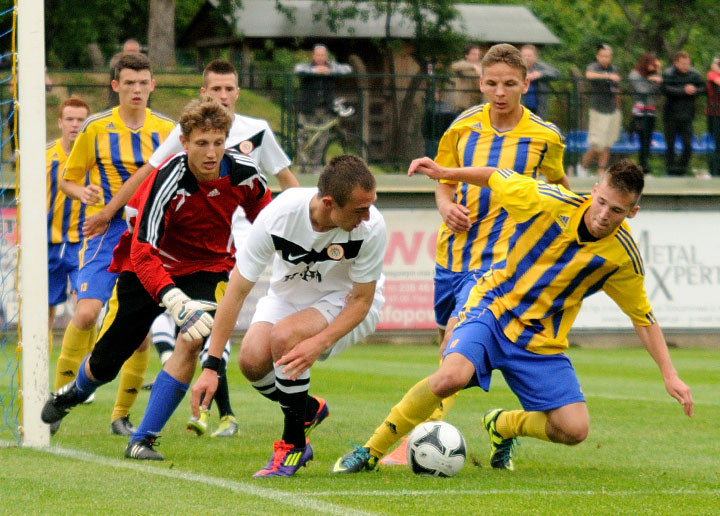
xmin=41 ymin=382 xmax=81 ymax=424
xmin=125 ymin=436 xmax=164 ymax=461
xmin=110 ymin=415 xmax=137 ymax=436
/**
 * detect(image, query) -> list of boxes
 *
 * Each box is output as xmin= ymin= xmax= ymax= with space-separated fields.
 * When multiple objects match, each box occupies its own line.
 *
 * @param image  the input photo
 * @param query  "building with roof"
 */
xmin=182 ymin=0 xmax=560 ymax=161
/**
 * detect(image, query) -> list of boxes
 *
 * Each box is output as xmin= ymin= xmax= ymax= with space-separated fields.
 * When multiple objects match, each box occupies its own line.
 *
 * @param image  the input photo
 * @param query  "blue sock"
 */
xmin=131 ymin=369 xmax=188 ymax=442
xmin=74 ymin=356 xmax=103 ymax=401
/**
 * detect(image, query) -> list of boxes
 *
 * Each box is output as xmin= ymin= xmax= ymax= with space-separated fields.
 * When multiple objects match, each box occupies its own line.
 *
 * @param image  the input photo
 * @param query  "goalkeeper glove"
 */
xmin=162 ymin=287 xmax=217 ymax=342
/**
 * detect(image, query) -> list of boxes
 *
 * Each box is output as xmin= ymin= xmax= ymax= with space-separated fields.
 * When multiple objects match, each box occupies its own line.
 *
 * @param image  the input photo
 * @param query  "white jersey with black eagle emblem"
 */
xmin=235 ymin=187 xmax=386 ymax=306
xmin=147 ymin=113 xmax=291 ymax=175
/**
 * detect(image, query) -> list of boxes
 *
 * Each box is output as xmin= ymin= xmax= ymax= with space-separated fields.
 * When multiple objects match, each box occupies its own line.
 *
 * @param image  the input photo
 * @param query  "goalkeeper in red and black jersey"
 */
xmin=42 ymin=98 xmax=271 ymax=460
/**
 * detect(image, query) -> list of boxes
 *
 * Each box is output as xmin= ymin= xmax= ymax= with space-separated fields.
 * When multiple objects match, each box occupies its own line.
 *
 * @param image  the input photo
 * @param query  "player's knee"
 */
xmin=428 ymin=368 xmax=466 ymax=398
xmin=268 ymin=324 xmax=294 ymax=359
xmin=87 ymin=352 xmax=122 ymax=383
xmin=72 ymin=306 xmax=100 ymax=330
xmin=238 ymin=348 xmax=264 ymax=381
xmin=550 ymin=417 xmax=589 ymax=445
xmin=563 ymin=421 xmax=589 ymax=445
xmin=175 ymin=338 xmax=203 ymax=360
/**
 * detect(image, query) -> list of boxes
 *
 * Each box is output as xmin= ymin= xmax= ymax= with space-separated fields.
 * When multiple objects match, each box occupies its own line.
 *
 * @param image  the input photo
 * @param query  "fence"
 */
xmin=1 ymin=71 xmax=717 ymax=178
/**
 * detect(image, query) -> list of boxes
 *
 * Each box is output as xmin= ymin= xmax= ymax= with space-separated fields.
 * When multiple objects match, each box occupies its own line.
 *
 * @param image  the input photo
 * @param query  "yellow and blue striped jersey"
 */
xmin=461 ymin=170 xmax=654 ymax=354
xmin=62 ymin=107 xmax=175 ymax=218
xmin=435 ymin=104 xmax=566 ymax=272
xmin=47 ymin=139 xmax=82 ymax=243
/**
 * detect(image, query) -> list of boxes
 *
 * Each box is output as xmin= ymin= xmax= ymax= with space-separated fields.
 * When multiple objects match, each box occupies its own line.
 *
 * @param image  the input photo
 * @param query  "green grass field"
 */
xmin=1 ymin=343 xmax=719 ymax=515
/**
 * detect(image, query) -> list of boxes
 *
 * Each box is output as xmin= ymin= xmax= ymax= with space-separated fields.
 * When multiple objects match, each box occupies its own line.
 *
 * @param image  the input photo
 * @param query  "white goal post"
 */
xmin=18 ymin=0 xmax=49 ymax=447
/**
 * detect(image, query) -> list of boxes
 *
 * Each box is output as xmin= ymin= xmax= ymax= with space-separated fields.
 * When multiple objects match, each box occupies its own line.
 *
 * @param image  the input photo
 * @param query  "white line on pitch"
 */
xmin=30 ymin=444 xmax=379 ymax=516
xmin=300 ymin=489 xmax=720 ymax=497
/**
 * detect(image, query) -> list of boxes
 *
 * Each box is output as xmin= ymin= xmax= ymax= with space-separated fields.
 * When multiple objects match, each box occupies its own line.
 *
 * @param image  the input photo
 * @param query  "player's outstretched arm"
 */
xmin=83 ymin=162 xmax=155 ymax=238
xmin=408 ymin=157 xmax=496 ymax=187
xmin=634 ymin=322 xmax=694 ymax=417
xmin=190 ymin=269 xmax=255 ymax=417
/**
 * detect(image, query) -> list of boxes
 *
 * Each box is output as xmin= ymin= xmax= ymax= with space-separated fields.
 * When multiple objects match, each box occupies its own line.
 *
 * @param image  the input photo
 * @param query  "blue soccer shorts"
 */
xmin=444 ymin=308 xmax=585 ymax=412
xmin=433 ymin=265 xmax=481 ymax=329
xmin=48 ymin=241 xmax=81 ymax=306
xmin=76 ymin=218 xmax=126 ymax=302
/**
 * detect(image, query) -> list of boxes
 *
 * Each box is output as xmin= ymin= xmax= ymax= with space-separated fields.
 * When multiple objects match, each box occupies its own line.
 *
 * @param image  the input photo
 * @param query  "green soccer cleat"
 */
xmin=482 ymin=408 xmax=518 ymax=471
xmin=211 ymin=415 xmax=238 ymax=438
xmin=186 ymin=408 xmax=209 ymax=436
xmin=330 ymin=444 xmax=379 ymax=474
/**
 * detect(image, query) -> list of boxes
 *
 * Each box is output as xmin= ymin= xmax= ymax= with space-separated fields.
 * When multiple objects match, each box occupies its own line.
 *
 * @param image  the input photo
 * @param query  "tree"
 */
xmin=613 ymin=0 xmax=720 ymax=64
xmin=44 ymin=0 xmax=131 ymax=68
xmin=148 ymin=0 xmax=176 ymax=68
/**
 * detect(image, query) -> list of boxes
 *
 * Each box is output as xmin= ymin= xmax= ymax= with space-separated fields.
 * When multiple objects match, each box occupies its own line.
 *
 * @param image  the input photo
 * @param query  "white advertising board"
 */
xmin=3 ymin=208 xmax=719 ymax=331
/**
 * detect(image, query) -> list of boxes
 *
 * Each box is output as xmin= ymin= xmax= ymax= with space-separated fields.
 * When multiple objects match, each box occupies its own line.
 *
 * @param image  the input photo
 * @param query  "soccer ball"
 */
xmin=406 ymin=421 xmax=466 ymax=477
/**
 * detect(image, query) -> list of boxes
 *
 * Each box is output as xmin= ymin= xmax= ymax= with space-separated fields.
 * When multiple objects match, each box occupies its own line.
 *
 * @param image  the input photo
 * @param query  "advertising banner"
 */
xmin=2 ymin=208 xmax=718 ymax=331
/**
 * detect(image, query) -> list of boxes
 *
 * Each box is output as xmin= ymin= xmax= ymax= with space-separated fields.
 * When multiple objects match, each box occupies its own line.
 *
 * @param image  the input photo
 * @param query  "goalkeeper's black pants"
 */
xmin=88 ymin=270 xmax=227 ymax=382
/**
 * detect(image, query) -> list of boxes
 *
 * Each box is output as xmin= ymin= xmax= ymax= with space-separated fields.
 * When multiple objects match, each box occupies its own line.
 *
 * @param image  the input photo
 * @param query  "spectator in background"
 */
xmin=449 ymin=44 xmax=483 ymax=114
xmin=579 ymin=44 xmax=622 ymax=177
xmin=629 ymin=53 xmax=662 ymax=176
xmin=108 ymin=39 xmax=142 ymax=107
xmin=520 ymin=44 xmax=560 ymax=119
xmin=707 ymin=56 xmax=720 ymax=177
xmin=661 ymin=51 xmax=705 ymax=176
xmin=294 ymin=44 xmax=352 ymax=170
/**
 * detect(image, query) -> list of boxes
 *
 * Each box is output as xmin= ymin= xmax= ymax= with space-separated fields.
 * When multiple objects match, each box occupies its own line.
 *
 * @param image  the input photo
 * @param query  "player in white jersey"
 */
xmin=191 ymin=155 xmax=386 ymax=477
xmin=86 ymin=58 xmax=299 ymax=438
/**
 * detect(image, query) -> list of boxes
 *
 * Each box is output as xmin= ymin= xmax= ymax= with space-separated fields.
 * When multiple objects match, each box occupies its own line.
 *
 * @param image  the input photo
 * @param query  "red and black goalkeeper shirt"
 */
xmin=109 ymin=149 xmax=272 ymax=301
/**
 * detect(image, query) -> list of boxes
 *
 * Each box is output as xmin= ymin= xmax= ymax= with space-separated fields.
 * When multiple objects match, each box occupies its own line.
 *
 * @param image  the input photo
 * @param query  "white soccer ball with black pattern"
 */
xmin=406 ymin=421 xmax=466 ymax=477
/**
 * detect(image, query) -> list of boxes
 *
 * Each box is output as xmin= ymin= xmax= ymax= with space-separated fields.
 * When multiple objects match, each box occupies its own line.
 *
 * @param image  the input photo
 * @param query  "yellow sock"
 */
xmin=496 ymin=410 xmax=550 ymax=442
xmin=111 ymin=346 xmax=150 ymax=421
xmin=54 ymin=322 xmax=96 ymax=391
xmin=427 ymin=392 xmax=459 ymax=421
xmin=365 ymin=377 xmax=443 ymax=458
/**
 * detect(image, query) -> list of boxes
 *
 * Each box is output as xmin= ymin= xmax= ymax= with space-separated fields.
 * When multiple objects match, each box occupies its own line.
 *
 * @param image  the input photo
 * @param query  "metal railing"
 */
xmin=1 ymin=71 xmax=717 ymax=175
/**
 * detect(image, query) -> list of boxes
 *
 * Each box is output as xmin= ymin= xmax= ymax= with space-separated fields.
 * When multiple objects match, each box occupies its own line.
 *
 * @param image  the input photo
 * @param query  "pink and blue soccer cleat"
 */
xmin=253 ymin=440 xmax=314 ymax=478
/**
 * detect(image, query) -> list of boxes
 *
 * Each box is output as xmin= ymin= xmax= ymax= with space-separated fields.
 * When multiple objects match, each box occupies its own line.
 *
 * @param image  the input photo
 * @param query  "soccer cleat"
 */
xmin=304 ymin=396 xmax=330 ymax=437
xmin=110 ymin=415 xmax=137 ymax=436
xmin=253 ymin=440 xmax=314 ymax=478
xmin=379 ymin=436 xmax=408 ymax=466
xmin=41 ymin=381 xmax=81 ymax=424
xmin=82 ymin=392 xmax=96 ymax=404
xmin=125 ymin=436 xmax=164 ymax=461
xmin=483 ymin=408 xmax=518 ymax=471
xmin=186 ymin=408 xmax=210 ymax=436
xmin=211 ymin=415 xmax=238 ymax=438
xmin=330 ymin=444 xmax=379 ymax=474
xmin=49 ymin=421 xmax=62 ymax=436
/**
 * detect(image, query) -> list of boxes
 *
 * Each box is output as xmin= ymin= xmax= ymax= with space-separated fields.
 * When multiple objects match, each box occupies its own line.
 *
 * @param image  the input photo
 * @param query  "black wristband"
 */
xmin=203 ymin=355 xmax=222 ymax=372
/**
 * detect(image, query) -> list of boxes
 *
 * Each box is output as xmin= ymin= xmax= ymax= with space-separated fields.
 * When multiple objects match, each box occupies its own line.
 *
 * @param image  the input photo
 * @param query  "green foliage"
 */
xmin=44 ymin=0 xmax=132 ymax=68
xmin=463 ymin=0 xmax=720 ymax=75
